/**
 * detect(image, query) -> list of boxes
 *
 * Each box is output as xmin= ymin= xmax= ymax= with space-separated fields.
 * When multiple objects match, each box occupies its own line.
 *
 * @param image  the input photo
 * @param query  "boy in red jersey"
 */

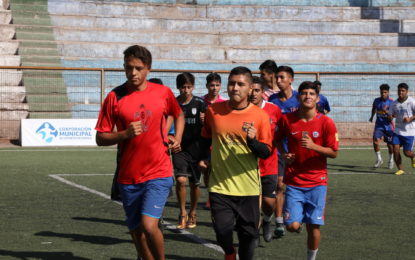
xmin=95 ymin=45 xmax=184 ymax=260
xmin=276 ymin=81 xmax=338 ymax=260
xmin=249 ymin=76 xmax=282 ymax=242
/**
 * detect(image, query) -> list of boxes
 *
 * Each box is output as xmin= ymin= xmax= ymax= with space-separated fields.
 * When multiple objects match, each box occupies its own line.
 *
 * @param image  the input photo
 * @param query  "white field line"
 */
xmin=48 ymin=173 xmax=224 ymax=254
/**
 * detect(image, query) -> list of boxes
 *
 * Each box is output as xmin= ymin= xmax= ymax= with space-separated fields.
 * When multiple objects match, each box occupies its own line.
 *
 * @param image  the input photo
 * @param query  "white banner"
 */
xmin=21 ymin=119 xmax=98 ymax=147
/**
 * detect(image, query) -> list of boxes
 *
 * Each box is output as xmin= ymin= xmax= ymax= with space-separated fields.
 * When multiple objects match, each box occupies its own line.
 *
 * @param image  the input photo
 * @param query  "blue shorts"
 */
xmin=283 ymin=185 xmax=327 ymax=226
xmin=119 ymin=177 xmax=173 ymax=231
xmin=373 ymin=127 xmax=393 ymax=143
xmin=392 ymin=133 xmax=415 ymax=152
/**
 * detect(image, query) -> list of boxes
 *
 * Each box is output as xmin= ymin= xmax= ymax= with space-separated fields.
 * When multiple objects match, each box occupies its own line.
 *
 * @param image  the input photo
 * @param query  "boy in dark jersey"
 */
xmin=201 ymin=67 xmax=272 ymax=260
xmin=95 ymin=45 xmax=184 ymax=260
xmin=250 ymin=76 xmax=282 ymax=242
xmin=369 ymin=84 xmax=394 ymax=169
xmin=276 ymin=81 xmax=338 ymax=260
xmin=173 ymin=72 xmax=207 ymax=229
xmin=269 ymin=65 xmax=300 ymax=238
xmin=313 ymin=80 xmax=331 ymax=115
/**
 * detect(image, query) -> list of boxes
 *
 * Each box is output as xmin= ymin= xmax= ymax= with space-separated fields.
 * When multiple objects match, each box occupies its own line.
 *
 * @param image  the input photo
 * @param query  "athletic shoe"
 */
xmin=374 ymin=159 xmax=383 ymax=168
xmin=388 ymin=160 xmax=394 ymax=169
xmin=394 ymin=170 xmax=405 ymax=176
xmin=262 ymin=220 xmax=273 ymax=242
xmin=412 ymin=158 xmax=415 ymax=168
xmin=274 ymin=223 xmax=285 ymax=238
xmin=187 ymin=214 xmax=197 ymax=229
xmin=177 ymin=215 xmax=188 ymax=229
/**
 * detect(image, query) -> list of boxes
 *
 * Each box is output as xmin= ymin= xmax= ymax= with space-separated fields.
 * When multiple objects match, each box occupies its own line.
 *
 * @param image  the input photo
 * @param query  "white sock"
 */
xmin=263 ymin=214 xmax=273 ymax=222
xmin=307 ymin=249 xmax=318 ymax=260
xmin=389 ymin=153 xmax=393 ymax=162
xmin=275 ymin=217 xmax=283 ymax=224
xmin=376 ymin=151 xmax=382 ymax=161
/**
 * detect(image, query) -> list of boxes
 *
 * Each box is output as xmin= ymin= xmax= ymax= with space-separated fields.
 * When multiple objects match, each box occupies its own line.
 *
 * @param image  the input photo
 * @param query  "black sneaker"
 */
xmin=274 ymin=223 xmax=285 ymax=238
xmin=262 ymin=220 xmax=273 ymax=242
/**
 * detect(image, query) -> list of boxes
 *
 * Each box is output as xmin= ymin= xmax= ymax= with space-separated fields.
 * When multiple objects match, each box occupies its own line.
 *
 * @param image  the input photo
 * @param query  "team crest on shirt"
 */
xmin=133 ymin=104 xmax=152 ymax=132
xmin=191 ymin=108 xmax=197 ymax=115
xmin=312 ymin=131 xmax=319 ymax=138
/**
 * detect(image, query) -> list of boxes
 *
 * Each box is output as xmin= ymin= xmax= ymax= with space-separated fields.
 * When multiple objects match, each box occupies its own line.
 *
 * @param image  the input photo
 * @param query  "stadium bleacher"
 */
xmin=2 ymin=0 xmax=415 ymax=141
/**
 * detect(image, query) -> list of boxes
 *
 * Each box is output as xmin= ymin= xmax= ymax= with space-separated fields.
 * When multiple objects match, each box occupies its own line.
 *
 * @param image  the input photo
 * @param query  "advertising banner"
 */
xmin=21 ymin=119 xmax=98 ymax=147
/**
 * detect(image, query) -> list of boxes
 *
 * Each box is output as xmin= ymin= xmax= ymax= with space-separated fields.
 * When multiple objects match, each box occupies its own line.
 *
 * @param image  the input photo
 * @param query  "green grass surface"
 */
xmin=0 ymin=147 xmax=414 ymax=260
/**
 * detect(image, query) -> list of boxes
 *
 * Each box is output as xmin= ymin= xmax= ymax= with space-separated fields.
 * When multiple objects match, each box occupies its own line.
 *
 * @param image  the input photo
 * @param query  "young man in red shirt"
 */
xmin=250 ymin=76 xmax=282 ymax=242
xmin=95 ymin=45 xmax=184 ymax=260
xmin=276 ymin=81 xmax=338 ymax=260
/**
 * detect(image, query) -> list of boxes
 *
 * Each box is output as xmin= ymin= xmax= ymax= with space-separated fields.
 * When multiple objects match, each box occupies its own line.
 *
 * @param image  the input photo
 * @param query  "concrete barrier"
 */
xmin=0 ymin=55 xmax=20 ymax=66
xmin=0 ymin=0 xmax=9 ymax=10
xmin=0 ymin=70 xmax=22 ymax=86
xmin=0 ymin=86 xmax=25 ymax=102
xmin=0 ymin=10 xmax=11 ymax=23
xmin=0 ymin=25 xmax=15 ymax=41
xmin=0 ymin=41 xmax=18 ymax=55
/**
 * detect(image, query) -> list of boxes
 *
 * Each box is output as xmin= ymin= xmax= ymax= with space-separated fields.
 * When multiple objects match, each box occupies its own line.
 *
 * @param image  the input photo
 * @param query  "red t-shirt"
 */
xmin=260 ymin=101 xmax=282 ymax=176
xmin=276 ymin=112 xmax=339 ymax=187
xmin=95 ymin=81 xmax=182 ymax=184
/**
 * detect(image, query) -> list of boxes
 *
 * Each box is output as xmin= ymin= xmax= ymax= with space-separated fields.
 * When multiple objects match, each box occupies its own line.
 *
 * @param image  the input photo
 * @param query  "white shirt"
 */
xmin=389 ymin=96 xmax=415 ymax=136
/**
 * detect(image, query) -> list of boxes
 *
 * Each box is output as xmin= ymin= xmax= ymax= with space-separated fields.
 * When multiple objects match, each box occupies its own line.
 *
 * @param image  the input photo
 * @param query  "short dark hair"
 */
xmin=313 ymin=80 xmax=322 ymax=87
xmin=229 ymin=66 xmax=253 ymax=83
xmin=148 ymin=78 xmax=163 ymax=85
xmin=206 ymin=72 xmax=221 ymax=84
xmin=276 ymin=66 xmax=294 ymax=78
xmin=379 ymin=84 xmax=390 ymax=91
xmin=259 ymin=60 xmax=278 ymax=74
xmin=176 ymin=72 xmax=195 ymax=88
xmin=252 ymin=76 xmax=265 ymax=90
xmin=123 ymin=45 xmax=152 ymax=69
xmin=398 ymin=83 xmax=409 ymax=90
xmin=298 ymin=81 xmax=319 ymax=95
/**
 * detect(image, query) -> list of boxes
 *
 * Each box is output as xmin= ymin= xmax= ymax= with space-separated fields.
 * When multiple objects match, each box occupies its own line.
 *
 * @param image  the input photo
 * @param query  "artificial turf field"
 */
xmin=0 ymin=146 xmax=414 ymax=260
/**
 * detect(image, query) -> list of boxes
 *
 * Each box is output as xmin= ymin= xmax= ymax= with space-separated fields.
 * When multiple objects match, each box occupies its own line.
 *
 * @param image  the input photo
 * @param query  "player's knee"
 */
xmin=176 ymin=176 xmax=187 ymax=186
xmin=286 ymin=222 xmax=301 ymax=232
xmin=403 ymin=150 xmax=413 ymax=157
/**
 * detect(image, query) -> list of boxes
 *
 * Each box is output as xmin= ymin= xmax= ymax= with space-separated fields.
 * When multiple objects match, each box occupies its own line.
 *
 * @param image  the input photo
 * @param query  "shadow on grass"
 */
xmin=35 ymin=231 xmax=130 ymax=245
xmin=164 ymin=232 xmax=217 ymax=246
xmin=0 ymin=249 xmax=90 ymax=260
xmin=166 ymin=255 xmax=214 ymax=260
xmin=328 ymin=164 xmax=391 ymax=174
xmin=72 ymin=216 xmax=126 ymax=227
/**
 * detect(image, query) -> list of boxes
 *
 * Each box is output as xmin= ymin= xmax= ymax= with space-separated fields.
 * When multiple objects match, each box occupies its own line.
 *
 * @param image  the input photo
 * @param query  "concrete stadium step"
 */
xmin=0 ymin=10 xmax=11 ymax=23
xmin=0 ymin=110 xmax=28 ymax=121
xmin=85 ymin=0 xmax=415 ymax=7
xmin=21 ymin=55 xmax=61 ymax=65
xmin=0 ymin=86 xmax=25 ymax=102
xmin=28 ymin=111 xmax=72 ymax=119
xmin=0 ymin=25 xmax=15 ymax=40
xmin=9 ymin=3 xmax=47 ymax=12
xmin=49 ymin=27 xmax=415 ymax=47
xmin=0 ymin=41 xmax=18 ymax=55
xmin=0 ymin=0 xmax=9 ymax=10
xmin=0 ymin=55 xmax=20 ymax=66
xmin=60 ymin=58 xmax=415 ymax=73
xmin=19 ymin=47 xmax=59 ymax=56
xmin=0 ymin=120 xmax=22 ymax=139
xmin=15 ymin=25 xmax=54 ymax=34
xmin=48 ymin=15 xmax=412 ymax=34
xmin=55 ymin=42 xmax=415 ymax=63
xmin=26 ymin=94 xmax=68 ymax=104
xmin=0 ymin=69 xmax=22 ymax=86
xmin=19 ymin=40 xmax=58 ymax=49
xmin=47 ymin=1 xmax=415 ymax=21
xmin=16 ymin=32 xmax=55 ymax=41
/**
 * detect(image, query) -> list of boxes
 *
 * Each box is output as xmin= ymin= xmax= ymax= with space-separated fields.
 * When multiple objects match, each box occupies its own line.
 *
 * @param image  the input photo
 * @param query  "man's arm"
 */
xmin=168 ymin=112 xmax=185 ymax=153
xmin=96 ymin=121 xmax=143 ymax=146
xmin=369 ymin=102 xmax=376 ymax=122
xmin=246 ymin=123 xmax=271 ymax=159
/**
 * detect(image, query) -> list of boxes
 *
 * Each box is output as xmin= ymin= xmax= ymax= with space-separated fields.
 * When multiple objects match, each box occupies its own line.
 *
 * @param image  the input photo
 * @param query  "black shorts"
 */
xmin=172 ymin=151 xmax=202 ymax=185
xmin=261 ymin=174 xmax=277 ymax=198
xmin=278 ymin=153 xmax=285 ymax=177
xmin=210 ymin=192 xmax=260 ymax=238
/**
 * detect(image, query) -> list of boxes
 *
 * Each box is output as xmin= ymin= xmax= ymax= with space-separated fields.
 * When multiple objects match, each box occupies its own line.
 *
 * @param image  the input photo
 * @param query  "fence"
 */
xmin=1 ymin=66 xmax=415 ymax=143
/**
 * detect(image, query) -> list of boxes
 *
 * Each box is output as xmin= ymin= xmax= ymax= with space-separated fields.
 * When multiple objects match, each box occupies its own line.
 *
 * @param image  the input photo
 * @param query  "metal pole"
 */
xmin=100 ymin=69 xmax=105 ymax=106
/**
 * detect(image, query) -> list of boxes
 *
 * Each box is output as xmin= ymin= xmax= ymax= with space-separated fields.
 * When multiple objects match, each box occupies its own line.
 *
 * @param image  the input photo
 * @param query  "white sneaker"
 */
xmin=374 ymin=159 xmax=383 ymax=168
xmin=388 ymin=160 xmax=394 ymax=169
